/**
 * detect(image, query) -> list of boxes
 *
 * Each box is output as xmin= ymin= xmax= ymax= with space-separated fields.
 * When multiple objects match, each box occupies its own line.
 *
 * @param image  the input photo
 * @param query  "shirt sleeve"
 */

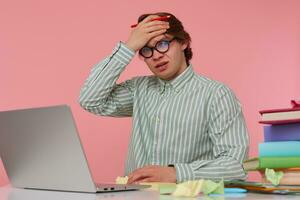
xmin=78 ymin=42 xmax=136 ymax=117
xmin=174 ymin=85 xmax=249 ymax=182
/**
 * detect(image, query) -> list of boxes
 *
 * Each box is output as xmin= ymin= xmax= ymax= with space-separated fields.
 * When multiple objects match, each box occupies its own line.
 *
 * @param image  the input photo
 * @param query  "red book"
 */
xmin=260 ymin=168 xmax=300 ymax=185
xmin=259 ymin=100 xmax=300 ymax=125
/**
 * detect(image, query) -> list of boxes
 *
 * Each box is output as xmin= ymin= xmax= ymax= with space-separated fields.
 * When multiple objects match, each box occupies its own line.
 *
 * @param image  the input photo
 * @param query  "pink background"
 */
xmin=1 ymin=0 xmax=299 ymax=186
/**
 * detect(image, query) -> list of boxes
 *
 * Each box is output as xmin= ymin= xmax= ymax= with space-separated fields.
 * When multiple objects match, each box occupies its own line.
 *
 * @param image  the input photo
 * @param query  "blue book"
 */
xmin=264 ymin=123 xmax=300 ymax=142
xmin=259 ymin=141 xmax=300 ymax=157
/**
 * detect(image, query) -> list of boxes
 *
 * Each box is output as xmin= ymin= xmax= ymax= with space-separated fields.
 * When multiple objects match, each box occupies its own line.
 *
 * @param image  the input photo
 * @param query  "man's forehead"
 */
xmin=147 ymin=34 xmax=172 ymax=47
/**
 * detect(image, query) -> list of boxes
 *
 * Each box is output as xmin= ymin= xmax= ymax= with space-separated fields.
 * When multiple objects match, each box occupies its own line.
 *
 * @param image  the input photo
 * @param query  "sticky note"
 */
xmin=159 ymin=183 xmax=177 ymax=194
xmin=139 ymin=182 xmax=176 ymax=193
xmin=172 ymin=180 xmax=204 ymax=197
xmin=115 ymin=176 xmax=128 ymax=184
xmin=265 ymin=168 xmax=283 ymax=186
xmin=202 ymin=180 xmax=224 ymax=195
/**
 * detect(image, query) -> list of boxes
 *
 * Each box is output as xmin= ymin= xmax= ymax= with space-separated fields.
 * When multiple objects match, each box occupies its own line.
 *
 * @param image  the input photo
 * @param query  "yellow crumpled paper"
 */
xmin=265 ymin=168 xmax=283 ymax=186
xmin=172 ymin=179 xmax=224 ymax=197
xmin=115 ymin=176 xmax=224 ymax=198
xmin=115 ymin=176 xmax=128 ymax=184
xmin=172 ymin=180 xmax=203 ymax=197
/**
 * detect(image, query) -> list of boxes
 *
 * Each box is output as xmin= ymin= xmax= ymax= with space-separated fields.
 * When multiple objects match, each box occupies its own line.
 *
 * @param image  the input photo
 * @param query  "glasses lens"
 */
xmin=140 ymin=47 xmax=152 ymax=58
xmin=156 ymin=40 xmax=169 ymax=53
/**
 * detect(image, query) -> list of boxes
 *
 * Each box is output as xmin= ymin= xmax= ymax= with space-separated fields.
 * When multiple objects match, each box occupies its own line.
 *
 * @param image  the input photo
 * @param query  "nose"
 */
xmin=152 ymin=49 xmax=164 ymax=60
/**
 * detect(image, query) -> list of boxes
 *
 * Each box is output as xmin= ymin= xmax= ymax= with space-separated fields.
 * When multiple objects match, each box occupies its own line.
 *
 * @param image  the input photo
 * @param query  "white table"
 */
xmin=0 ymin=185 xmax=299 ymax=200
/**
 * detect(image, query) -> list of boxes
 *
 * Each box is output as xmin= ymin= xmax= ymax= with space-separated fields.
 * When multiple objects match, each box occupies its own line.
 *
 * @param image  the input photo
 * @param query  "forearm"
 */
xmin=79 ymin=42 xmax=135 ymax=114
xmin=174 ymin=154 xmax=247 ymax=183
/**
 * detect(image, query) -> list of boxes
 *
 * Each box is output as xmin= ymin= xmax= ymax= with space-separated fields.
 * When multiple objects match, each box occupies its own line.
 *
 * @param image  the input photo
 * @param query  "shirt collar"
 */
xmin=157 ymin=64 xmax=194 ymax=93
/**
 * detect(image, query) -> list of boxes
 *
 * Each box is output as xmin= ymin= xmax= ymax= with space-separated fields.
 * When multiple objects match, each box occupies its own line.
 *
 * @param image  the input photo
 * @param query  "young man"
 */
xmin=79 ymin=12 xmax=249 ymax=183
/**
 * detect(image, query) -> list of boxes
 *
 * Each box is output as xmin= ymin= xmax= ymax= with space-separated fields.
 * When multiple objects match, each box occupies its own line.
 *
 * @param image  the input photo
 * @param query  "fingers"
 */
xmin=144 ymin=24 xmax=169 ymax=33
xmin=140 ymin=15 xmax=160 ymax=24
xmin=150 ymin=34 xmax=167 ymax=43
xmin=137 ymin=15 xmax=169 ymax=30
xmin=148 ymin=29 xmax=168 ymax=39
xmin=127 ymin=166 xmax=156 ymax=184
xmin=144 ymin=20 xmax=169 ymax=28
xmin=127 ymin=166 xmax=177 ymax=184
xmin=143 ymin=22 xmax=169 ymax=43
xmin=128 ymin=173 xmax=150 ymax=184
xmin=142 ymin=21 xmax=169 ymax=42
xmin=136 ymin=177 xmax=156 ymax=183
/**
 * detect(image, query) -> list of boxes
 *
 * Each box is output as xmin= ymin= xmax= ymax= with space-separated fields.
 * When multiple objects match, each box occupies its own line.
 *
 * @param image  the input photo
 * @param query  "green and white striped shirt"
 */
xmin=79 ymin=42 xmax=249 ymax=182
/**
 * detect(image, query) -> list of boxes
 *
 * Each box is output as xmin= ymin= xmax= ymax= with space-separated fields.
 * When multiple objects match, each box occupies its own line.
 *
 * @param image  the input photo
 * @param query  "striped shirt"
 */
xmin=79 ymin=42 xmax=249 ymax=182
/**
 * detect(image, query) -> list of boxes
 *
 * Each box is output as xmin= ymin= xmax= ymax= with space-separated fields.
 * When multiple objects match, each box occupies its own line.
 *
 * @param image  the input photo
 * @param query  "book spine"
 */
xmin=261 ymin=176 xmax=300 ymax=185
xmin=259 ymin=141 xmax=300 ymax=157
xmin=260 ymin=157 xmax=300 ymax=169
xmin=259 ymin=119 xmax=300 ymax=125
xmin=264 ymin=124 xmax=300 ymax=142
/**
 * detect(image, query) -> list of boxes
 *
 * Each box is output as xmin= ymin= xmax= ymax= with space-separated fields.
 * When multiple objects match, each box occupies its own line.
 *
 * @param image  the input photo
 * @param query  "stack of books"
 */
xmin=243 ymin=100 xmax=300 ymax=185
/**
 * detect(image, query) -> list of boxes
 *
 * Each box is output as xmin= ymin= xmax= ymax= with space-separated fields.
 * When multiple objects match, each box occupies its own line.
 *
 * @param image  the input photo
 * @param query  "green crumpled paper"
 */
xmin=265 ymin=168 xmax=283 ymax=186
xmin=202 ymin=180 xmax=224 ymax=195
xmin=171 ymin=179 xmax=224 ymax=197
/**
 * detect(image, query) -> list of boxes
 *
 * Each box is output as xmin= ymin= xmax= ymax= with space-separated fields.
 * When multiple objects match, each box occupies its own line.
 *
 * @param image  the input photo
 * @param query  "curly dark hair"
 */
xmin=138 ymin=12 xmax=193 ymax=65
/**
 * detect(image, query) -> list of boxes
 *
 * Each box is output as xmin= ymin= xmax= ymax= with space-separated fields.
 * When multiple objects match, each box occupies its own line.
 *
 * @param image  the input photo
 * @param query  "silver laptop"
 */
xmin=0 ymin=105 xmax=149 ymax=193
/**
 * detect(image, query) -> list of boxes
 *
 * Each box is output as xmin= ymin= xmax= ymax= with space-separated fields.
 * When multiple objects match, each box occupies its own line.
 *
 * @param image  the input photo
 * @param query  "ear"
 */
xmin=181 ymin=42 xmax=188 ymax=51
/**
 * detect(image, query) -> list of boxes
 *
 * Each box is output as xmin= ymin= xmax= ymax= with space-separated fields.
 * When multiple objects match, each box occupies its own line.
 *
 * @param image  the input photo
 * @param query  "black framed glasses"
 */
xmin=139 ymin=38 xmax=175 ymax=58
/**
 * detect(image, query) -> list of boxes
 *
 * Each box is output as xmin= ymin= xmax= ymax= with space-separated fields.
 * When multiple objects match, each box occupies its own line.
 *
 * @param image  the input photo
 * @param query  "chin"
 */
xmin=153 ymin=69 xmax=174 ymax=81
xmin=158 ymin=75 xmax=173 ymax=81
